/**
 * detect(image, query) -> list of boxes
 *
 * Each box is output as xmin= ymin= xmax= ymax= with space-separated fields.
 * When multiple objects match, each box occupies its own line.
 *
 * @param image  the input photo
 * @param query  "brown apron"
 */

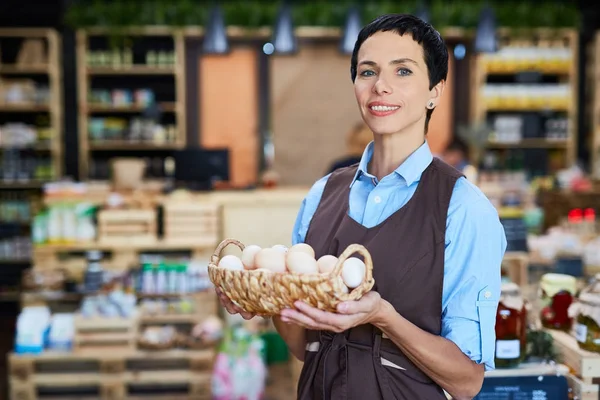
xmin=297 ymin=158 xmax=462 ymax=400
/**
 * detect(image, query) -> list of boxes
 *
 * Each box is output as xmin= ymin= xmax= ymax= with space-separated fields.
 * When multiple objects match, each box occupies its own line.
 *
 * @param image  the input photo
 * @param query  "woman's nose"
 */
xmin=372 ymin=77 xmax=392 ymax=95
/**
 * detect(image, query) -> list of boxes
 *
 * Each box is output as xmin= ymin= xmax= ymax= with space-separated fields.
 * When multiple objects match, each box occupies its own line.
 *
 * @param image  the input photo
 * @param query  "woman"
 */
xmin=217 ymin=14 xmax=506 ymax=400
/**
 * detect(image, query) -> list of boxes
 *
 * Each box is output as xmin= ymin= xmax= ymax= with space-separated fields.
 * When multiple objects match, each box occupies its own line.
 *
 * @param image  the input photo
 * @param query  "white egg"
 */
xmin=341 ymin=257 xmax=365 ymax=289
xmin=286 ymin=251 xmax=318 ymax=274
xmin=288 ymin=243 xmax=315 ymax=258
xmin=241 ymin=244 xmax=262 ymax=270
xmin=218 ymin=255 xmax=244 ymax=271
xmin=317 ymin=255 xmax=338 ymax=274
xmin=271 ymin=244 xmax=289 ymax=254
xmin=255 ymin=248 xmax=287 ymax=273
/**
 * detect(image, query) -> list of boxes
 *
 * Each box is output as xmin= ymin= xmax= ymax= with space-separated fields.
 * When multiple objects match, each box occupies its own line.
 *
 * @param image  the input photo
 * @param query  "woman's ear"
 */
xmin=427 ymin=80 xmax=446 ymax=109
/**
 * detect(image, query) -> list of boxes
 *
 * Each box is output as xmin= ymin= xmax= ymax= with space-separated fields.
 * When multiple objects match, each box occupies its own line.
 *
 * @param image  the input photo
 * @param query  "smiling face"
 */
xmin=353 ymin=31 xmax=444 ymax=136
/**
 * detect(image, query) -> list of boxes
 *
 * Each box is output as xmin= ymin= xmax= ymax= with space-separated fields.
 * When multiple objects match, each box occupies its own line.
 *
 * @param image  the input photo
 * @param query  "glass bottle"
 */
xmin=495 ymin=282 xmax=528 ymax=368
xmin=539 ymin=273 xmax=577 ymax=331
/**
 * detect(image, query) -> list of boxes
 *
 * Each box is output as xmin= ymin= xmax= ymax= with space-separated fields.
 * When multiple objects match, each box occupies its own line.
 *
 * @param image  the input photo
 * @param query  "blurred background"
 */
xmin=0 ymin=0 xmax=599 ymax=399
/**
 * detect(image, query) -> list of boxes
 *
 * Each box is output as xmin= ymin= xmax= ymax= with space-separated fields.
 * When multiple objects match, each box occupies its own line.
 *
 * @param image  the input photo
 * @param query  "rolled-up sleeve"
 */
xmin=441 ymin=189 xmax=507 ymax=371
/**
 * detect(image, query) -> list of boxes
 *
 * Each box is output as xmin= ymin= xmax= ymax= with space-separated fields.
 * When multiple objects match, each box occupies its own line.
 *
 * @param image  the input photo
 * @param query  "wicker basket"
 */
xmin=208 ymin=239 xmax=375 ymax=316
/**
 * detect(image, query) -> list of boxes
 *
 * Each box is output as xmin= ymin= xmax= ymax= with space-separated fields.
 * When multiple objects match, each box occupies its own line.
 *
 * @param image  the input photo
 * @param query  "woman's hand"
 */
xmin=279 ymin=292 xmax=387 ymax=332
xmin=215 ymin=287 xmax=255 ymax=320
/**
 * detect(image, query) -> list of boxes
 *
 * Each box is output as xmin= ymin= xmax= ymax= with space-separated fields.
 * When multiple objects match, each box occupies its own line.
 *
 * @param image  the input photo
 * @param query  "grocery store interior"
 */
xmin=1 ymin=0 xmax=600 ymax=399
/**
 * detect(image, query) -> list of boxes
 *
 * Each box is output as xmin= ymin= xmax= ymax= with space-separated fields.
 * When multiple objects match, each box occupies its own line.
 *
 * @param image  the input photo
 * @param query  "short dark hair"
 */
xmin=350 ymin=14 xmax=449 ymax=133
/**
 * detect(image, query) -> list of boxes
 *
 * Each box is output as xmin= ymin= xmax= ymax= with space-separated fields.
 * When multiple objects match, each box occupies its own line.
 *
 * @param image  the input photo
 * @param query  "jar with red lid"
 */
xmin=539 ymin=273 xmax=577 ymax=331
xmin=495 ymin=282 xmax=528 ymax=368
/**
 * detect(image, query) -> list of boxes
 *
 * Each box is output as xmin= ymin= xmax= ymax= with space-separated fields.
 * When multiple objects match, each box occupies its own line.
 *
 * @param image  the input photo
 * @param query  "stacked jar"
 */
xmin=495 ymin=282 xmax=528 ymax=368
xmin=570 ymin=274 xmax=600 ymax=352
xmin=539 ymin=273 xmax=577 ymax=331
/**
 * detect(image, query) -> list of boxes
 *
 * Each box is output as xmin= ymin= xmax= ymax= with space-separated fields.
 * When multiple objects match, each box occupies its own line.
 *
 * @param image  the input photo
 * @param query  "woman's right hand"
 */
xmin=215 ymin=287 xmax=256 ymax=320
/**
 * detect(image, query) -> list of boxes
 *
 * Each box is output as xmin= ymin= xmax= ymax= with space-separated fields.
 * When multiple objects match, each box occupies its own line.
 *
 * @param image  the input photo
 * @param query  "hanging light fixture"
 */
xmin=415 ymin=1 xmax=430 ymax=23
xmin=203 ymin=3 xmax=229 ymax=54
xmin=272 ymin=1 xmax=297 ymax=55
xmin=340 ymin=6 xmax=362 ymax=55
xmin=474 ymin=3 xmax=498 ymax=53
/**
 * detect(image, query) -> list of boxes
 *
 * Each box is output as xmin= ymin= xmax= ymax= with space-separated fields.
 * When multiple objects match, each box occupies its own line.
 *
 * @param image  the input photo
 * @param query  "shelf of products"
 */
xmin=0 ymin=28 xmax=63 ymax=181
xmin=591 ymin=31 xmax=600 ymax=179
xmin=471 ymin=28 xmax=579 ymax=176
xmin=76 ymin=28 xmax=186 ymax=180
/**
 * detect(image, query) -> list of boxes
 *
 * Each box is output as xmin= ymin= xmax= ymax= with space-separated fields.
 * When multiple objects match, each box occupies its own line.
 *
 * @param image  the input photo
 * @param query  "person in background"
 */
xmin=217 ymin=14 xmax=505 ymax=399
xmin=442 ymin=136 xmax=479 ymax=182
xmin=327 ymin=122 xmax=373 ymax=173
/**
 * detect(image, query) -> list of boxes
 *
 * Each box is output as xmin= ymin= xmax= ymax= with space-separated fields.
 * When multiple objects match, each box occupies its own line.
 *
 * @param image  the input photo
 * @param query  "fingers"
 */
xmin=337 ymin=292 xmax=379 ymax=314
xmin=215 ymin=287 xmax=255 ymax=320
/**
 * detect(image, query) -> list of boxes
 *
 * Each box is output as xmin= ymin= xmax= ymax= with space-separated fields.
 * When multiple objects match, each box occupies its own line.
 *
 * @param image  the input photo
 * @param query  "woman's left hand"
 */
xmin=279 ymin=292 xmax=386 ymax=332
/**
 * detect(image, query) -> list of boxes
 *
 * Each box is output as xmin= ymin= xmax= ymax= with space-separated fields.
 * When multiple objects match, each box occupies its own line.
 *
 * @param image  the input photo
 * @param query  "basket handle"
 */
xmin=331 ymin=244 xmax=374 ymax=294
xmin=210 ymin=238 xmax=245 ymax=265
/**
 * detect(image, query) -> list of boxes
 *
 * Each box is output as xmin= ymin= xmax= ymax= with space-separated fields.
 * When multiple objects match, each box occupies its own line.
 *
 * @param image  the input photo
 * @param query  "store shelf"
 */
xmin=0 ymin=181 xmax=49 ymax=189
xmin=470 ymin=28 xmax=579 ymax=168
xmin=33 ymin=238 xmax=216 ymax=252
xmin=85 ymin=102 xmax=176 ymax=113
xmin=86 ymin=66 xmax=175 ymax=75
xmin=139 ymin=314 xmax=203 ymax=324
xmin=487 ymin=139 xmax=569 ymax=149
xmin=0 ymin=104 xmax=50 ymax=112
xmin=0 ymin=64 xmax=49 ymax=74
xmin=89 ymin=141 xmax=182 ymax=151
xmin=77 ymin=28 xmax=186 ymax=179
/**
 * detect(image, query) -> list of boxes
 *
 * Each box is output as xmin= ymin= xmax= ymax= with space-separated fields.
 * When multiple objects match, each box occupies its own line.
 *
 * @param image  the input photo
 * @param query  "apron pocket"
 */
xmin=379 ymin=351 xmax=435 ymax=385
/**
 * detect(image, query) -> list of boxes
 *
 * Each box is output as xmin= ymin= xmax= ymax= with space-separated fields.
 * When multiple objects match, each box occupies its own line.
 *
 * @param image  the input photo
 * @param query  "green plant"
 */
xmin=64 ymin=0 xmax=580 ymax=30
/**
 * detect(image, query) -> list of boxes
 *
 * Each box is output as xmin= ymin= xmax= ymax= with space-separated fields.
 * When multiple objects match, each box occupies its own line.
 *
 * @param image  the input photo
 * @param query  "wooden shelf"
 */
xmin=89 ymin=142 xmax=182 ymax=151
xmin=0 ymin=104 xmax=50 ymax=112
xmin=0 ymin=64 xmax=49 ymax=74
xmin=487 ymin=139 xmax=569 ymax=149
xmin=86 ymin=102 xmax=176 ymax=113
xmin=86 ymin=66 xmax=175 ymax=75
xmin=470 ymin=28 xmax=579 ymax=168
xmin=77 ymin=29 xmax=187 ymax=179
xmin=139 ymin=314 xmax=203 ymax=324
xmin=33 ymin=238 xmax=216 ymax=253
xmin=0 ymin=181 xmax=48 ymax=189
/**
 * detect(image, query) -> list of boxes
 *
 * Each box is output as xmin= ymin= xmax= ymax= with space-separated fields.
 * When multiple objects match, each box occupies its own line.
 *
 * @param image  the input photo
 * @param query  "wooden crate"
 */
xmin=503 ymin=252 xmax=529 ymax=286
xmin=547 ymin=329 xmax=600 ymax=384
xmin=568 ymin=374 xmax=600 ymax=400
xmin=73 ymin=315 xmax=137 ymax=353
xmin=8 ymin=349 xmax=214 ymax=400
xmin=97 ymin=209 xmax=157 ymax=244
xmin=163 ymin=202 xmax=220 ymax=245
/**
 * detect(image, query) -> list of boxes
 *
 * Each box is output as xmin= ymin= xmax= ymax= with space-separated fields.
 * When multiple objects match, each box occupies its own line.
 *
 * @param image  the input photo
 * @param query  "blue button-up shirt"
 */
xmin=292 ymin=141 xmax=507 ymax=370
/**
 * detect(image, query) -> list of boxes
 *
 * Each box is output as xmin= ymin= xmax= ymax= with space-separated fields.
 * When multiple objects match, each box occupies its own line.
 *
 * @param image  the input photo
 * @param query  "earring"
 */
xmin=428 ymin=102 xmax=434 ymax=108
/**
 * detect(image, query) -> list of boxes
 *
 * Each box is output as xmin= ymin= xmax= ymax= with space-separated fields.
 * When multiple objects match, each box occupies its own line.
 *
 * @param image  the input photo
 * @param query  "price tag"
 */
xmin=475 ymin=375 xmax=569 ymax=399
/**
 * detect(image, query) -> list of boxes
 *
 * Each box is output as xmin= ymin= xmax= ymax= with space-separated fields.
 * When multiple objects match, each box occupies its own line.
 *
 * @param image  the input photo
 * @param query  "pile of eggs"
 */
xmin=217 ymin=243 xmax=366 ymax=291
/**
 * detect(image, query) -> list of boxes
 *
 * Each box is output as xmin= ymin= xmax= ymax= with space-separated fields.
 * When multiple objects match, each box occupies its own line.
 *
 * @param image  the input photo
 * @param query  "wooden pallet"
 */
xmin=97 ymin=209 xmax=157 ymax=244
xmin=547 ymin=329 xmax=600 ymax=384
xmin=163 ymin=202 xmax=220 ymax=245
xmin=73 ymin=315 xmax=137 ymax=353
xmin=8 ymin=349 xmax=214 ymax=400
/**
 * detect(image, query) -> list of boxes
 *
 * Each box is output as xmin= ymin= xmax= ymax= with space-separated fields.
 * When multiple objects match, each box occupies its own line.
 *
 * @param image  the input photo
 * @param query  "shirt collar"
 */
xmin=350 ymin=140 xmax=433 ymax=187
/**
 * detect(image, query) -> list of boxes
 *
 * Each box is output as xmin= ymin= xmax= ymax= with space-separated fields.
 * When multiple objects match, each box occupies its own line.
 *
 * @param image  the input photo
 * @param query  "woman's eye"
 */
xmin=359 ymin=70 xmax=375 ymax=77
xmin=397 ymin=68 xmax=412 ymax=76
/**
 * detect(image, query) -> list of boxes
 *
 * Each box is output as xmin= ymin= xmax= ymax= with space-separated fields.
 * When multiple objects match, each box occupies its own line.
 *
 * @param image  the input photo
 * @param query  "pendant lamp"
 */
xmin=272 ymin=1 xmax=297 ymax=55
xmin=474 ymin=3 xmax=498 ymax=53
xmin=415 ymin=2 xmax=430 ymax=23
xmin=203 ymin=4 xmax=229 ymax=54
xmin=340 ymin=6 xmax=362 ymax=55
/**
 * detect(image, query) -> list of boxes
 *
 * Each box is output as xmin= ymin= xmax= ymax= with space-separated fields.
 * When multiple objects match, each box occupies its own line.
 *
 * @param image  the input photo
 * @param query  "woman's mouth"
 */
xmin=368 ymin=103 xmax=400 ymax=117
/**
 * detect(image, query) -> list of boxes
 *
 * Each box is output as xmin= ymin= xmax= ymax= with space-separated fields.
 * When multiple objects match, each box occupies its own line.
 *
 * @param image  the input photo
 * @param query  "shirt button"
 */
xmin=373 ymin=196 xmax=382 ymax=204
xmin=484 ymin=291 xmax=492 ymax=299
